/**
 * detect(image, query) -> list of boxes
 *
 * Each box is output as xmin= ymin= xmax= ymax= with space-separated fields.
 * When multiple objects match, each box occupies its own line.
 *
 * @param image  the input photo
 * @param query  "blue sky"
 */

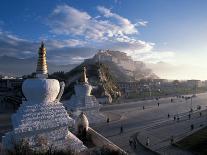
xmin=1 ymin=0 xmax=207 ymax=79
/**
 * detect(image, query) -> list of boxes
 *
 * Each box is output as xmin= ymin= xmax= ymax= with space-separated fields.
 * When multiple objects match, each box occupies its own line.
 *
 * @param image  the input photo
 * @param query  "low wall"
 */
xmin=88 ymin=127 xmax=127 ymax=154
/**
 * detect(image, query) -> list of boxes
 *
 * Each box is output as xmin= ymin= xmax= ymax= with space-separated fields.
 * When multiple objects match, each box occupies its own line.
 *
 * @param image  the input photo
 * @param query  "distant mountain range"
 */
xmin=0 ymin=55 xmax=77 ymax=76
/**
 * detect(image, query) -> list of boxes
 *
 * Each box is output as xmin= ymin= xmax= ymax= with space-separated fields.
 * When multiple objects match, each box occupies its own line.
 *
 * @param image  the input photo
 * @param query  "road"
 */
xmin=92 ymin=93 xmax=207 ymax=154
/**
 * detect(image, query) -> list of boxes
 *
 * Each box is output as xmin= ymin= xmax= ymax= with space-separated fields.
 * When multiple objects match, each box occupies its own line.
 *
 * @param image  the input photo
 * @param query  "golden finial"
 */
xmin=36 ymin=42 xmax=48 ymax=78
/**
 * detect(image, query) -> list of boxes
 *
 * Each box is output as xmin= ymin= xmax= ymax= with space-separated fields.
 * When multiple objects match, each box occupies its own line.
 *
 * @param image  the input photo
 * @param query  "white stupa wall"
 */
xmin=74 ymin=83 xmax=92 ymax=97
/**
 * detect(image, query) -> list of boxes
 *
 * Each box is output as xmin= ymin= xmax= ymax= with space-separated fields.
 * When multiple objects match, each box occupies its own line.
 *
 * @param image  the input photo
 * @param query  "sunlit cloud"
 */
xmin=47 ymin=4 xmax=165 ymax=63
xmin=0 ymin=4 xmax=175 ymax=67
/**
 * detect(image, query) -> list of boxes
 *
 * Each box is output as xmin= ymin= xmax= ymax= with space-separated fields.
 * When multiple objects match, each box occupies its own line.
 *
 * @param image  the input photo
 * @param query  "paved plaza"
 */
xmin=93 ymin=93 xmax=207 ymax=154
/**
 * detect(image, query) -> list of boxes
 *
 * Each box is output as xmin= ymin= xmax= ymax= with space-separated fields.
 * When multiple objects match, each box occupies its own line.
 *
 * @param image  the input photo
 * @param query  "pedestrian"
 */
xmin=106 ymin=117 xmax=110 ymax=123
xmin=188 ymin=114 xmax=191 ymax=119
xmin=168 ymin=113 xmax=170 ymax=118
xmin=129 ymin=139 xmax=132 ymax=146
xmin=146 ymin=137 xmax=150 ymax=146
xmin=157 ymin=102 xmax=160 ymax=107
xmin=143 ymin=106 xmax=145 ymax=110
xmin=200 ymin=112 xmax=202 ymax=117
xmin=191 ymin=124 xmax=194 ymax=130
xmin=120 ymin=126 xmax=123 ymax=134
xmin=174 ymin=115 xmax=176 ymax=121
xmin=170 ymin=136 xmax=174 ymax=144
xmin=133 ymin=140 xmax=136 ymax=149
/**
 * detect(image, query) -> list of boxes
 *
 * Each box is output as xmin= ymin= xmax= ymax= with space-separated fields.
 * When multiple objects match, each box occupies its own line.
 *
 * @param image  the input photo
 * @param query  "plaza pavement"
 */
xmin=137 ymin=109 xmax=207 ymax=155
xmin=93 ymin=93 xmax=207 ymax=154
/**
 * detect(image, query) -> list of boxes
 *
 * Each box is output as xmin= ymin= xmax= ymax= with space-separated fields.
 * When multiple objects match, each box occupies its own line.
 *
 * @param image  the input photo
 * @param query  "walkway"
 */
xmin=137 ymin=110 xmax=207 ymax=155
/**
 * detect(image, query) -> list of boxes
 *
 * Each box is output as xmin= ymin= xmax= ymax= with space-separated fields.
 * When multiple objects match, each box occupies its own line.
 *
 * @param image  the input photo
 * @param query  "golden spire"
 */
xmin=36 ymin=42 xmax=48 ymax=78
xmin=80 ymin=66 xmax=88 ymax=83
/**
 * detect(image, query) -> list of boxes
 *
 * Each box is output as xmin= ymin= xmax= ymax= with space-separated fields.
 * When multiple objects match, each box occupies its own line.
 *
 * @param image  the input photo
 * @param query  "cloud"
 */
xmin=48 ymin=5 xmax=91 ymax=36
xmin=137 ymin=21 xmax=148 ymax=27
xmin=0 ymin=31 xmax=96 ymax=64
xmin=0 ymin=5 xmax=173 ymax=66
xmin=46 ymin=39 xmax=86 ymax=48
xmin=97 ymin=6 xmax=138 ymax=35
xmin=146 ymin=61 xmax=207 ymax=80
xmin=100 ymin=39 xmax=154 ymax=53
xmin=48 ymin=5 xmax=142 ymax=41
xmin=137 ymin=51 xmax=175 ymax=63
xmin=47 ymin=4 xmax=161 ymax=61
xmin=0 ymin=31 xmax=37 ymax=58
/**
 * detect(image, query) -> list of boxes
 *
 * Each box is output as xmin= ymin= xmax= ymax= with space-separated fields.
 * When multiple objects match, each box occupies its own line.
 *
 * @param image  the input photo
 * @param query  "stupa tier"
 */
xmin=2 ymin=43 xmax=86 ymax=152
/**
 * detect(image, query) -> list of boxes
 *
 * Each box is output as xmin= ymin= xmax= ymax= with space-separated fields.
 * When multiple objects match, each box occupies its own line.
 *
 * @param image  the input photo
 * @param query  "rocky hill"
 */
xmin=48 ymin=50 xmax=158 ymax=102
xmin=50 ymin=62 xmax=121 ymax=103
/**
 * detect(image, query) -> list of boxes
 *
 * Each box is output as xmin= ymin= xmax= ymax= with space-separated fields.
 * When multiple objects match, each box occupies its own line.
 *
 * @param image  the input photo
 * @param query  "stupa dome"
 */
xmin=74 ymin=66 xmax=92 ymax=97
xmin=74 ymin=83 xmax=92 ymax=97
xmin=22 ymin=78 xmax=60 ymax=103
xmin=22 ymin=42 xmax=60 ymax=103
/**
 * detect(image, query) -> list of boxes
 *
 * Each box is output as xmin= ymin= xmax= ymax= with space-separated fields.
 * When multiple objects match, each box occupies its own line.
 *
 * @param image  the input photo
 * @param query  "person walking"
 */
xmin=188 ymin=114 xmax=191 ymax=119
xmin=174 ymin=115 xmax=176 ymax=121
xmin=168 ymin=113 xmax=170 ymax=118
xmin=146 ymin=137 xmax=150 ymax=146
xmin=129 ymin=139 xmax=132 ymax=146
xmin=170 ymin=136 xmax=174 ymax=144
xmin=120 ymin=125 xmax=123 ymax=134
xmin=191 ymin=124 xmax=194 ymax=130
xmin=106 ymin=117 xmax=110 ymax=123
xmin=133 ymin=139 xmax=136 ymax=149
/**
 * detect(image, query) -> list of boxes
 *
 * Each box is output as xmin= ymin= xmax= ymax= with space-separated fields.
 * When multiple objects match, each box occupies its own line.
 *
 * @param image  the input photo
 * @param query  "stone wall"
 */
xmin=88 ymin=127 xmax=127 ymax=154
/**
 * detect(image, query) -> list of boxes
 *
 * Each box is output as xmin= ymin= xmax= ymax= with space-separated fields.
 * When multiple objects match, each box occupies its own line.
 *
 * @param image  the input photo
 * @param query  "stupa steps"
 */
xmin=12 ymin=109 xmax=71 ymax=128
xmin=12 ymin=117 xmax=70 ymax=128
xmin=14 ymin=112 xmax=68 ymax=120
xmin=13 ymin=117 xmax=71 ymax=127
xmin=13 ymin=125 xmax=69 ymax=136
xmin=16 ymin=118 xmax=69 ymax=127
xmin=15 ymin=109 xmax=67 ymax=117
xmin=16 ymin=103 xmax=65 ymax=112
xmin=12 ymin=104 xmax=69 ymax=122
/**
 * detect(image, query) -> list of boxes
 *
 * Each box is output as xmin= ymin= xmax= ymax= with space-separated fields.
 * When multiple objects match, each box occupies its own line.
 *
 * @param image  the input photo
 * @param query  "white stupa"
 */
xmin=2 ymin=42 xmax=86 ymax=152
xmin=64 ymin=67 xmax=105 ymax=124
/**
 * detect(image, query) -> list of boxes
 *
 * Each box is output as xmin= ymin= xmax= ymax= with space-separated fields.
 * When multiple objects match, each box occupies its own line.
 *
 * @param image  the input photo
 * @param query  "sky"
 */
xmin=1 ymin=0 xmax=207 ymax=80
